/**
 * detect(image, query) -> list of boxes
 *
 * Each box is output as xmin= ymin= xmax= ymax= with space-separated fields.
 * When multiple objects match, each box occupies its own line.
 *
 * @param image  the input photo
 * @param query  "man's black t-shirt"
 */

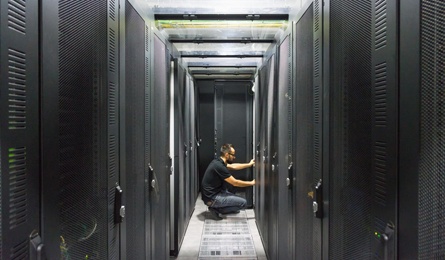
xmin=201 ymin=157 xmax=231 ymax=204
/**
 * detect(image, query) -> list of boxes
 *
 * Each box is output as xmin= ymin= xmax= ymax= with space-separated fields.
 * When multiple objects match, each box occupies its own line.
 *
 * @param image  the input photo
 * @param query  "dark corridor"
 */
xmin=0 ymin=0 xmax=444 ymax=259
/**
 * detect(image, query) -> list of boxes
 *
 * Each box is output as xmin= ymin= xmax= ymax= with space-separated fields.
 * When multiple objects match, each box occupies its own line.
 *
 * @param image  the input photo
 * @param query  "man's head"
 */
xmin=220 ymin=143 xmax=236 ymax=164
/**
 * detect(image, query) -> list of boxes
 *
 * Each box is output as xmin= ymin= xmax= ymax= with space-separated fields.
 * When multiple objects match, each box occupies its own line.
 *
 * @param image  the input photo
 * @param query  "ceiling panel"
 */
xmin=139 ymin=0 xmax=305 ymax=81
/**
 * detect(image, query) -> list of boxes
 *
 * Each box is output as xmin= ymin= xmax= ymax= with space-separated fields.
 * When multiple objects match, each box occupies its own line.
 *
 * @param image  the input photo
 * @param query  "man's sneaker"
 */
xmin=208 ymin=207 xmax=223 ymax=220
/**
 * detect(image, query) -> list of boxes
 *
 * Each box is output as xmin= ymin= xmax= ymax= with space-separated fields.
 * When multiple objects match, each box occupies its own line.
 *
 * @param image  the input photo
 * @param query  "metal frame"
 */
xmin=171 ymin=39 xmax=274 ymax=43
xmin=313 ymin=0 xmax=323 ymax=258
xmin=321 ymin=0 xmax=330 ymax=259
xmin=398 ymin=1 xmax=420 ymax=258
xmin=40 ymin=0 xmax=60 ymax=257
xmin=155 ymin=14 xmax=289 ymax=21
xmin=118 ymin=1 xmax=127 ymax=259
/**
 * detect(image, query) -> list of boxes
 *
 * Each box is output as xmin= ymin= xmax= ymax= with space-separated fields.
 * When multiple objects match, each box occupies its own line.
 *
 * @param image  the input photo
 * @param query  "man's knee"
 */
xmin=240 ymin=198 xmax=247 ymax=208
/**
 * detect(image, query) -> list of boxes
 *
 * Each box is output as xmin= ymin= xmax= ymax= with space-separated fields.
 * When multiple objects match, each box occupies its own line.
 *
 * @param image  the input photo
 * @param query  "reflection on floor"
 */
xmin=174 ymin=194 xmax=267 ymax=260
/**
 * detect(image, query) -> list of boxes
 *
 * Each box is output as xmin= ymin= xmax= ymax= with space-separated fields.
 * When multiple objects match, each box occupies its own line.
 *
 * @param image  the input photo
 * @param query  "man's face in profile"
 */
xmin=226 ymin=148 xmax=236 ymax=164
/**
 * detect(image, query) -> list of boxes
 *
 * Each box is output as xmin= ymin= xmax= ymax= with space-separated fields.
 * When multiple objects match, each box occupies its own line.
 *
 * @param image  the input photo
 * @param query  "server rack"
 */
xmin=171 ymin=61 xmax=186 ymax=256
xmin=41 ymin=1 xmax=120 ymax=259
xmin=254 ymin=60 xmax=271 ymax=256
xmin=325 ymin=0 xmax=398 ymax=258
xmin=255 ymin=53 xmax=278 ymax=259
xmin=276 ymin=33 xmax=293 ymax=260
xmin=190 ymin=76 xmax=199 ymax=208
xmin=171 ymin=62 xmax=198 ymax=256
xmin=122 ymin=1 xmax=148 ymax=259
xmin=327 ymin=0 xmax=375 ymax=258
xmin=293 ymin=2 xmax=315 ymax=259
xmin=186 ymin=75 xmax=198 ymax=221
xmin=0 ymin=1 xmax=40 ymax=259
xmin=149 ymin=33 xmax=171 ymax=260
xmin=399 ymin=1 xmax=445 ymax=259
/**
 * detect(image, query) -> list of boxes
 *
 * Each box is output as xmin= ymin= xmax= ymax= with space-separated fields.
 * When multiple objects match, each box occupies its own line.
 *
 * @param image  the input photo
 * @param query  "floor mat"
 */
xmin=198 ymin=211 xmax=257 ymax=259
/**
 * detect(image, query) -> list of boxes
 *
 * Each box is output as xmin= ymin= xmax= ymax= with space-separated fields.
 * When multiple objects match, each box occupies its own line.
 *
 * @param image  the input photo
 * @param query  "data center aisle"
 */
xmin=174 ymin=194 xmax=267 ymax=260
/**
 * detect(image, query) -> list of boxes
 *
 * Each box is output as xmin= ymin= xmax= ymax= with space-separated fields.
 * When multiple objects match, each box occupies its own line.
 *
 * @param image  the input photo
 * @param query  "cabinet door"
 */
xmin=41 ymin=0 xmax=120 ymax=259
xmin=0 ymin=0 xmax=40 ymax=259
xmin=149 ymin=34 xmax=171 ymax=260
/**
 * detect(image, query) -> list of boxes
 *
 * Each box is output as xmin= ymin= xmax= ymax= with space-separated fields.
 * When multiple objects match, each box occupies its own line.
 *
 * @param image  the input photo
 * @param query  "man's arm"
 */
xmin=227 ymin=159 xmax=255 ymax=170
xmin=224 ymin=176 xmax=255 ymax=187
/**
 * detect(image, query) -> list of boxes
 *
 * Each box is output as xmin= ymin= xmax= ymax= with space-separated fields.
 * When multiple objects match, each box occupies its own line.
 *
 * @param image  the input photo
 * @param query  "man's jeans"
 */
xmin=210 ymin=190 xmax=247 ymax=214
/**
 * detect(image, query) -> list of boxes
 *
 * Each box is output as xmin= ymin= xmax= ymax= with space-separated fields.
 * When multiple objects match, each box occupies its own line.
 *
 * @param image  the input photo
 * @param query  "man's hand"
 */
xmin=249 ymin=159 xmax=255 ymax=167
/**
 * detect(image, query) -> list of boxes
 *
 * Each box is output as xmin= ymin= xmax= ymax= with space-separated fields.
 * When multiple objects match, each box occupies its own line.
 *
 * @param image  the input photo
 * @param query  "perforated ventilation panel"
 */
xmin=295 ymin=4 xmax=314 ymax=258
xmin=10 ymin=239 xmax=27 ymax=259
xmin=8 ymin=147 xmax=27 ymax=230
xmin=419 ymin=1 xmax=445 ymax=258
xmin=8 ymin=48 xmax=27 ymax=130
xmin=8 ymin=0 xmax=26 ymax=34
xmin=329 ymin=1 xmax=374 ymax=259
xmin=58 ymin=0 xmax=109 ymax=259
xmin=3 ymin=0 xmax=40 ymax=259
xmin=125 ymin=2 xmax=147 ymax=259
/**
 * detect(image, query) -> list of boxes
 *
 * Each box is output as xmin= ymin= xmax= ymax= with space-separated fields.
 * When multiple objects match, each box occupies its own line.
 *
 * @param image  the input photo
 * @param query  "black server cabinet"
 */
xmin=255 ymin=54 xmax=277 ymax=259
xmin=293 ymin=2 xmax=315 ymax=259
xmin=190 ymin=76 xmax=199 ymax=204
xmin=276 ymin=34 xmax=293 ymax=260
xmin=326 ymin=0 xmax=398 ymax=258
xmin=198 ymin=80 xmax=216 ymax=189
xmin=254 ymin=61 xmax=270 ymax=256
xmin=149 ymin=34 xmax=170 ymax=260
xmin=266 ymin=55 xmax=278 ymax=259
xmin=122 ymin=1 xmax=147 ymax=259
xmin=171 ymin=62 xmax=196 ymax=256
xmin=328 ymin=0 xmax=374 ymax=258
xmin=191 ymin=78 xmax=199 ymax=207
xmin=171 ymin=61 xmax=185 ymax=256
xmin=0 ymin=0 xmax=40 ymax=259
xmin=399 ymin=1 xmax=445 ymax=259
xmin=170 ymin=62 xmax=181 ymax=256
xmin=41 ymin=0 xmax=120 ymax=259
xmin=184 ymin=76 xmax=197 ymax=221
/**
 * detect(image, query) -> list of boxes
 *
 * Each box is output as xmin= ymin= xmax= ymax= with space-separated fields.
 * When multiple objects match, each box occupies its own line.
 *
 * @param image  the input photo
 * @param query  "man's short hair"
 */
xmin=220 ymin=143 xmax=234 ymax=156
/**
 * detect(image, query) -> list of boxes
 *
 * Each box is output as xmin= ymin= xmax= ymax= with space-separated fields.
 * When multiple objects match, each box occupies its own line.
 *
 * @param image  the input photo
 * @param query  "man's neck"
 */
xmin=220 ymin=156 xmax=227 ymax=164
